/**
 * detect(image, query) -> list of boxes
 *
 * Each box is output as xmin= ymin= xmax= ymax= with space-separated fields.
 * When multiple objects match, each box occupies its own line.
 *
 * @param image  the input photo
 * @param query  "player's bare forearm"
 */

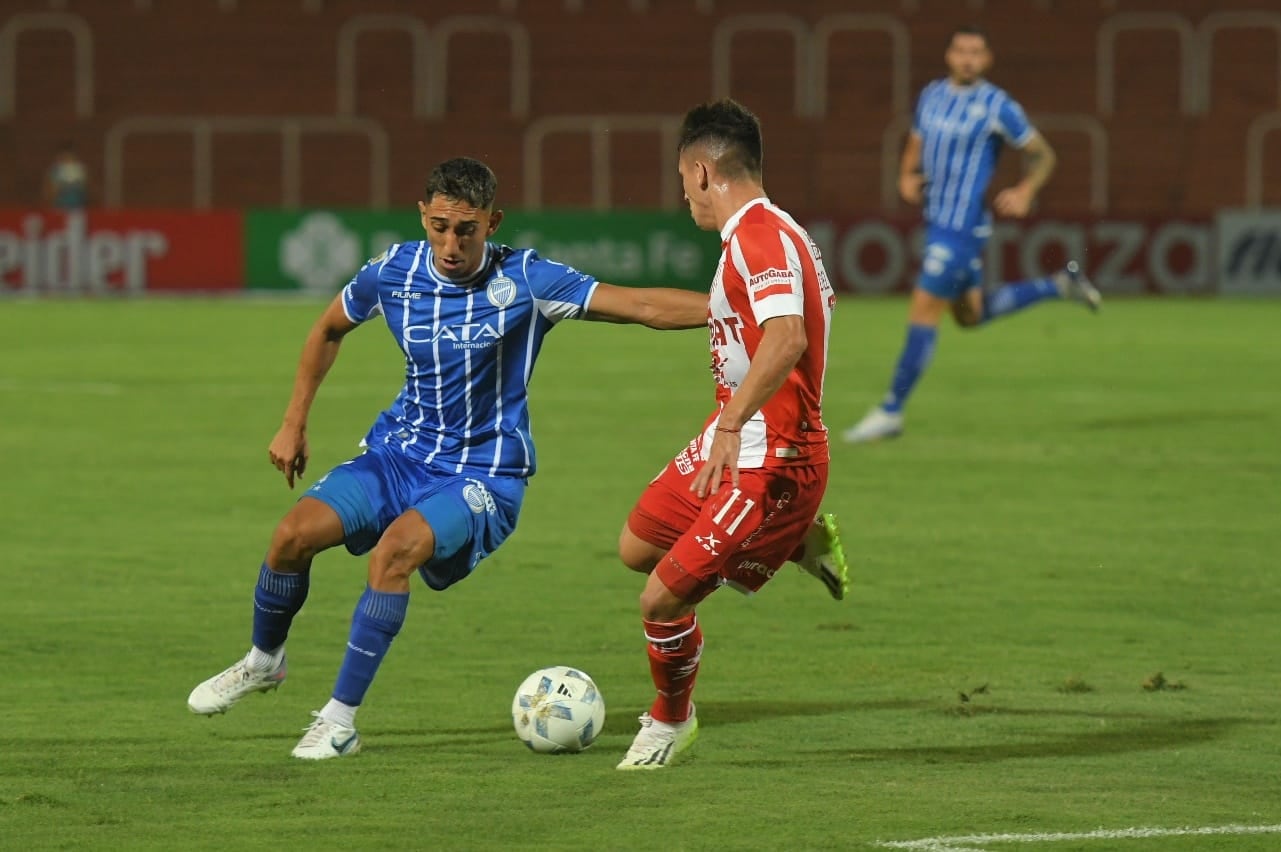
xmin=898 ymin=132 xmax=925 ymax=205
xmin=280 ymin=331 xmax=342 ymax=428
xmin=585 ymin=283 xmax=709 ymax=330
xmin=716 ymin=314 xmax=807 ymax=430
xmin=280 ymin=295 xmax=359 ymax=429
xmin=636 ymin=287 xmax=710 ymax=329
xmin=995 ymin=134 xmax=1057 ymax=217
xmin=1017 ymin=133 xmax=1056 ymax=196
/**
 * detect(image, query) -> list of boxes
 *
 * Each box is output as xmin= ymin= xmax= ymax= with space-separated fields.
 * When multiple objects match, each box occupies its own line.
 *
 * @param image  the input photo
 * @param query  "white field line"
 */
xmin=878 ymin=823 xmax=1281 ymax=851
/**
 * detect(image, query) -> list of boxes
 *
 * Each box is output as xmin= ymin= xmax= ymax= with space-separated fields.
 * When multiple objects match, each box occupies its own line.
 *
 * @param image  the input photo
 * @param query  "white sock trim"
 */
xmin=246 ymin=645 xmax=284 ymax=672
xmin=643 ymin=616 xmax=698 ymax=646
xmin=320 ymin=698 xmax=358 ymax=728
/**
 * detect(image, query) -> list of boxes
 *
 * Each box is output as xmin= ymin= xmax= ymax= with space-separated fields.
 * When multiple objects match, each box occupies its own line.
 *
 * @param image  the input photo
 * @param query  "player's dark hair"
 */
xmin=425 ymin=157 xmax=498 ymax=210
xmin=949 ymin=24 xmax=989 ymax=47
xmin=677 ymin=98 xmax=763 ymax=180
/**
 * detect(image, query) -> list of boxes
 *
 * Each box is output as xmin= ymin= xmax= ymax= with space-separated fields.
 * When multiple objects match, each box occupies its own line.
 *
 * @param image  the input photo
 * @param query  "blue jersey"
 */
xmin=341 ymin=241 xmax=598 ymax=479
xmin=914 ymin=79 xmax=1034 ymax=237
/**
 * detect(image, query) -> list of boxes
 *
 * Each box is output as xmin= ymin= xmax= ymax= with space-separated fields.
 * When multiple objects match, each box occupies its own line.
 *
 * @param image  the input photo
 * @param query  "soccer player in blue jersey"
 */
xmin=843 ymin=25 xmax=1101 ymax=443
xmin=185 ymin=157 xmax=729 ymax=759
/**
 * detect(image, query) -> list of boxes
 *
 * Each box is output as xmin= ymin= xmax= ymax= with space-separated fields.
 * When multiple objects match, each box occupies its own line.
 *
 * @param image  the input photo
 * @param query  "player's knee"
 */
xmin=638 ymin=586 xmax=676 ymax=622
xmin=368 ymin=527 xmax=432 ymax=586
xmin=618 ymin=525 xmax=660 ymax=574
xmin=268 ymin=513 xmax=324 ymax=567
xmin=638 ymin=573 xmax=694 ymax=622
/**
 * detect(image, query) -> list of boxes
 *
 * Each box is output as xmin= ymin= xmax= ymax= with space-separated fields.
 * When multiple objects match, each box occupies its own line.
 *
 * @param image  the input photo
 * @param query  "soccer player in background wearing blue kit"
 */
xmin=186 ymin=157 xmax=727 ymax=759
xmin=843 ymin=25 xmax=1101 ymax=443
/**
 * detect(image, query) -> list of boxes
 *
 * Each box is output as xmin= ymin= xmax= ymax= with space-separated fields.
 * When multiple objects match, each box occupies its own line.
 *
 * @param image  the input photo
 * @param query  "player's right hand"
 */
xmin=268 ymin=426 xmax=309 ymax=489
xmin=691 ymin=429 xmax=740 ymax=499
xmin=899 ymin=173 xmax=924 ymax=205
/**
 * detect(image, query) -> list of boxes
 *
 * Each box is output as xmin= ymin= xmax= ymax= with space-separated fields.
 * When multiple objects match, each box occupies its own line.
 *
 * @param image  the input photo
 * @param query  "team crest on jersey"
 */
xmin=487 ymin=275 xmax=517 ymax=308
xmin=967 ymin=103 xmax=987 ymax=119
xmin=361 ymin=249 xmax=389 ymax=271
xmin=462 ymin=479 xmax=497 ymax=515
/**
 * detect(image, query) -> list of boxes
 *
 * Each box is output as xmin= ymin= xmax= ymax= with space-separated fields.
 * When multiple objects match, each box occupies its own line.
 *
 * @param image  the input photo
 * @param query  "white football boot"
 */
xmin=291 ymin=711 xmax=362 ymax=760
xmin=616 ymin=709 xmax=699 ymax=770
xmin=841 ymin=407 xmax=904 ymax=443
xmin=1056 ymin=260 xmax=1102 ymax=312
xmin=187 ymin=652 xmax=287 ymax=715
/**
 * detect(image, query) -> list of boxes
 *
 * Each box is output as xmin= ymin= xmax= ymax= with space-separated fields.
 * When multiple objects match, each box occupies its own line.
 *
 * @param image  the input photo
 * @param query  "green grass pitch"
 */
xmin=1 ymin=297 xmax=1278 ymax=850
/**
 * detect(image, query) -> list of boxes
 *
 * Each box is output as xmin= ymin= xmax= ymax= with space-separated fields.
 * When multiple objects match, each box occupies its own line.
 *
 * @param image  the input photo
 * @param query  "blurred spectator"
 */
xmin=44 ymin=143 xmax=89 ymax=210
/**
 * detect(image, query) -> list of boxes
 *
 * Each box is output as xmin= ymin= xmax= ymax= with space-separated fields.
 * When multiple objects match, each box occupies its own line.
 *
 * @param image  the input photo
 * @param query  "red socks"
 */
xmin=643 ymin=614 xmax=703 ymax=723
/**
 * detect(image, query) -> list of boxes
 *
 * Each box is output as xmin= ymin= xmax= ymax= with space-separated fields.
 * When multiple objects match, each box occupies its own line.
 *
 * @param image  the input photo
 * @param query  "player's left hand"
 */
xmin=692 ymin=430 xmax=740 ymax=499
xmin=268 ymin=425 xmax=309 ymax=489
xmin=993 ymin=184 xmax=1034 ymax=218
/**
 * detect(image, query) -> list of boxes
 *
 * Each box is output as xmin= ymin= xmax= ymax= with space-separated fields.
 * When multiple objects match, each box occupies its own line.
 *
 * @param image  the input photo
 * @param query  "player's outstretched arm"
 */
xmin=269 ymin=294 xmax=360 ymax=488
xmin=583 ymin=282 xmax=708 ymax=330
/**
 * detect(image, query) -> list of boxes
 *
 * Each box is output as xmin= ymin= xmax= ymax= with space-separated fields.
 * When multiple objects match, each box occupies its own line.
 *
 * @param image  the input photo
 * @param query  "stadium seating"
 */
xmin=1 ymin=0 xmax=1278 ymax=210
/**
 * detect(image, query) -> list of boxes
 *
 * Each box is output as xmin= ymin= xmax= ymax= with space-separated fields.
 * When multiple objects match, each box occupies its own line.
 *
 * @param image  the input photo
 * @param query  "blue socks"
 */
xmin=882 ymin=323 xmax=938 ymax=414
xmin=878 ymin=280 xmax=1061 ymax=417
xmin=982 ymin=278 xmax=1060 ymax=322
xmin=253 ymin=564 xmax=410 ymax=709
xmin=252 ymin=563 xmax=309 ymax=653
xmin=332 ymin=587 xmax=409 ymax=707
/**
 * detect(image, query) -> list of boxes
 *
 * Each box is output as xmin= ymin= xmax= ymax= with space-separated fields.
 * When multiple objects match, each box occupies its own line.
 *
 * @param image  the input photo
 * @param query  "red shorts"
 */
xmin=627 ymin=455 xmax=829 ymax=604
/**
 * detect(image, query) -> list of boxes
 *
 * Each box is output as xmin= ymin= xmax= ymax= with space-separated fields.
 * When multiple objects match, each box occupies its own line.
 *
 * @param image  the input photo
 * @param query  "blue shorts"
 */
xmin=303 ymin=445 xmax=525 ymax=591
xmin=918 ymin=227 xmax=986 ymax=300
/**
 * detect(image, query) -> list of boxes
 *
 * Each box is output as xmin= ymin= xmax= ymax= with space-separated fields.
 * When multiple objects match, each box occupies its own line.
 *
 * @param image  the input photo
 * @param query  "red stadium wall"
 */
xmin=1 ymin=0 xmax=1279 ymax=216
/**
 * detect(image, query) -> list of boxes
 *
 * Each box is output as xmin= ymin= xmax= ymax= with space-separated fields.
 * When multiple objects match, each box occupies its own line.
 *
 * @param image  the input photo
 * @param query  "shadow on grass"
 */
xmin=731 ymin=716 xmax=1246 ymax=766
xmin=697 ymin=698 xmax=934 ymax=722
xmin=204 ymin=699 xmax=1251 ymax=763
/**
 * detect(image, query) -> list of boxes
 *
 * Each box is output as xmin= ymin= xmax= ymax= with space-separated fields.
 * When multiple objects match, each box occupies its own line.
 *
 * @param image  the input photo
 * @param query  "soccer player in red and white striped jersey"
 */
xmin=615 ymin=99 xmax=848 ymax=770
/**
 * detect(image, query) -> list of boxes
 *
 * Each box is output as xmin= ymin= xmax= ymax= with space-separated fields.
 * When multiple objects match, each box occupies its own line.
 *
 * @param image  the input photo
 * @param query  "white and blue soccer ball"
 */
xmin=511 ymin=666 xmax=605 ymax=753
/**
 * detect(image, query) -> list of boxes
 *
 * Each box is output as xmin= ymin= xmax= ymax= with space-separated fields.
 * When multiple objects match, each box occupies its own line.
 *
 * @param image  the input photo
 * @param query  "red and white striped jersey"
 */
xmin=699 ymin=197 xmax=835 ymax=468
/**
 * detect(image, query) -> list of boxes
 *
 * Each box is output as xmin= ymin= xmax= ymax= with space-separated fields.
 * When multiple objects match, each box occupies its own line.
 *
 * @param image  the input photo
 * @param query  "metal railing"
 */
xmin=1096 ymin=12 xmax=1198 ymax=116
xmin=335 ymin=14 xmax=431 ymax=117
xmin=1196 ymin=11 xmax=1281 ymax=114
xmin=810 ymin=14 xmax=911 ymax=118
xmin=0 ymin=11 xmax=94 ymax=119
xmin=335 ymin=14 xmax=529 ymax=119
xmin=522 ymin=114 xmax=683 ymax=210
xmin=103 ymin=115 xmax=389 ymax=208
xmin=712 ymin=12 xmax=911 ymax=118
xmin=1245 ymin=111 xmax=1281 ymax=207
xmin=426 ymin=15 xmax=530 ymax=119
xmin=711 ymin=14 xmax=810 ymax=116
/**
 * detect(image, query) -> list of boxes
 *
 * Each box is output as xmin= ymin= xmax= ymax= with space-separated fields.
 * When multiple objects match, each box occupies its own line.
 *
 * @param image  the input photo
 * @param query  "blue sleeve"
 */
xmin=912 ymin=88 xmax=926 ymax=135
xmin=997 ymin=95 xmax=1035 ymax=147
xmin=524 ymin=252 xmax=599 ymax=323
xmin=341 ymin=247 xmax=392 ymax=323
